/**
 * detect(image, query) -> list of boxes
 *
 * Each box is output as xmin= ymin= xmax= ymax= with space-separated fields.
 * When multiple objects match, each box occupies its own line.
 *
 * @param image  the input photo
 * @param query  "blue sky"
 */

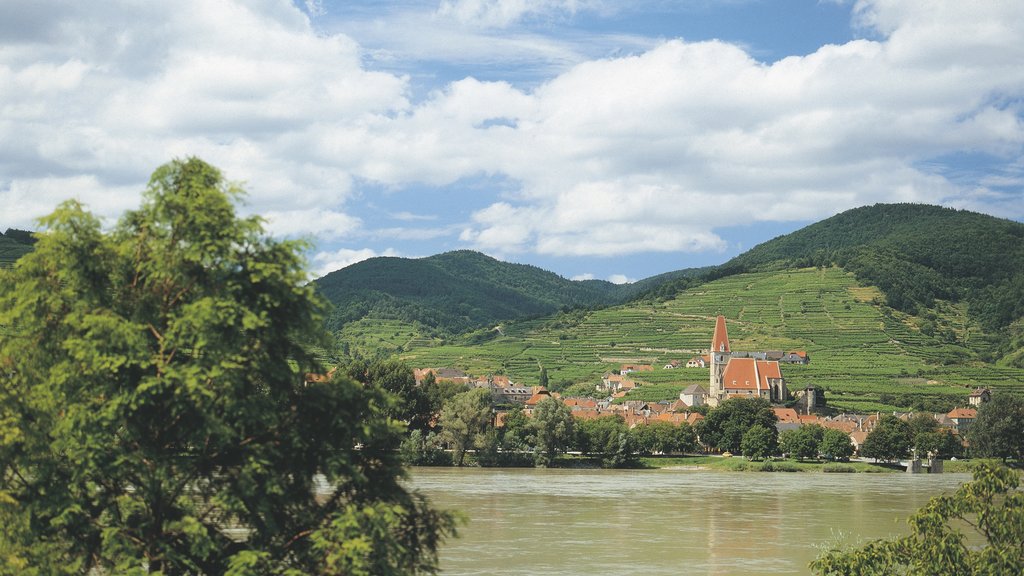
xmin=1 ymin=1 xmax=1022 ymax=282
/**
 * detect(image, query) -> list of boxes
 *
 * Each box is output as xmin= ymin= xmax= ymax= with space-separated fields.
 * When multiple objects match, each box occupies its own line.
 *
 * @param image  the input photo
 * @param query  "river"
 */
xmin=408 ymin=466 xmax=970 ymax=576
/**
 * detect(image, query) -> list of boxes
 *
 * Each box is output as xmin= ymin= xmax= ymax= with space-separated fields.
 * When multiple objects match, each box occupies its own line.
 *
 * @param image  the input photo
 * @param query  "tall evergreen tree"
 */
xmin=0 ymin=158 xmax=454 ymax=575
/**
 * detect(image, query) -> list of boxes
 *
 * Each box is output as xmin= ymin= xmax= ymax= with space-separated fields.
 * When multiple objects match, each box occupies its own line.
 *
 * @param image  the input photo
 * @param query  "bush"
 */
xmin=822 ymin=464 xmax=857 ymax=473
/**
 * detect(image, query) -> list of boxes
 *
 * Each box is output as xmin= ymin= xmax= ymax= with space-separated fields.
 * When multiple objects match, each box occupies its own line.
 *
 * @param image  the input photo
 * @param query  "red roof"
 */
xmin=947 ymin=408 xmax=977 ymax=420
xmin=772 ymin=407 xmax=800 ymax=423
xmin=721 ymin=358 xmax=783 ymax=392
xmin=712 ymin=315 xmax=731 ymax=353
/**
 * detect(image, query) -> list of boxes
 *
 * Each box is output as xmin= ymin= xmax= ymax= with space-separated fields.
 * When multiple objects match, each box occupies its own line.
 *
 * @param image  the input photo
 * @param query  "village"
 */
xmin=411 ymin=315 xmax=986 ymax=462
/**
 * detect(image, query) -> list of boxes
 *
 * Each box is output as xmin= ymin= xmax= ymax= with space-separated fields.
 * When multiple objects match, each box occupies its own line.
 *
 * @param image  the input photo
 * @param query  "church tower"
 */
xmin=708 ymin=315 xmax=730 ymax=405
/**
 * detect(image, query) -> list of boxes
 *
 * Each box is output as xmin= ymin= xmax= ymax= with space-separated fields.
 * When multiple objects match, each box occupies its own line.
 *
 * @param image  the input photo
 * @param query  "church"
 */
xmin=708 ymin=315 xmax=788 ymax=406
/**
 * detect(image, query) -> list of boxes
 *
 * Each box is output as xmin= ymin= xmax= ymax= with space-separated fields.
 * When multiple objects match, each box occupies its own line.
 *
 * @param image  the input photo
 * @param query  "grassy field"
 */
xmin=339 ymin=267 xmax=1024 ymax=411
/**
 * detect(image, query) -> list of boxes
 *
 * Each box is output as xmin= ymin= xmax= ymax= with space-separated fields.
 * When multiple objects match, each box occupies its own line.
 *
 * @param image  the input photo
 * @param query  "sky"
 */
xmin=1 ymin=1 xmax=1022 ymax=283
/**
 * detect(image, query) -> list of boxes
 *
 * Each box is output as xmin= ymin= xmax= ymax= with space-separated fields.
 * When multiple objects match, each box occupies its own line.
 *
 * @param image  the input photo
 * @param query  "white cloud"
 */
xmin=2 ymin=0 xmax=1022 ymax=267
xmin=312 ymin=247 xmax=400 ymax=276
xmin=607 ymin=273 xmax=634 ymax=285
xmin=570 ymin=272 xmax=594 ymax=280
xmin=436 ymin=0 xmax=593 ymax=28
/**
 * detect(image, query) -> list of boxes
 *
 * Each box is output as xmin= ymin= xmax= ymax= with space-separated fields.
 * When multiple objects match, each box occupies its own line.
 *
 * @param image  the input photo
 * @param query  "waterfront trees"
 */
xmin=696 ymin=397 xmax=778 ymax=453
xmin=530 ymin=397 xmax=574 ymax=467
xmin=861 ymin=415 xmax=912 ymax=463
xmin=439 ymin=387 xmax=494 ymax=466
xmin=0 ymin=158 xmax=454 ymax=575
xmin=967 ymin=393 xmax=1024 ymax=461
xmin=741 ymin=424 xmax=778 ymax=461
xmin=819 ymin=428 xmax=855 ymax=461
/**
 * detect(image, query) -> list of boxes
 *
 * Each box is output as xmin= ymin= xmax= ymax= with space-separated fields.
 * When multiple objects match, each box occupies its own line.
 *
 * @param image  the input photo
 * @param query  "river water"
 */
xmin=408 ymin=467 xmax=970 ymax=576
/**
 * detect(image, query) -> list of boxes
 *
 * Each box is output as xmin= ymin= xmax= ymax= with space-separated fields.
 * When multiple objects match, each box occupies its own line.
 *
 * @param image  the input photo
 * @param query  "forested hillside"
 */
xmin=315 ymin=250 xmax=637 ymax=334
xmin=716 ymin=204 xmax=1024 ymax=331
xmin=0 ymin=229 xmax=35 ymax=266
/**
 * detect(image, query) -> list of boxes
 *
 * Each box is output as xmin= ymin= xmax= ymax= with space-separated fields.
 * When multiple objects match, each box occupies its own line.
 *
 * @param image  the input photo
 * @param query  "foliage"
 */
xmin=438 ymin=388 xmax=494 ymax=466
xmin=0 ymin=158 xmax=455 ymax=575
xmin=530 ymin=397 xmax=574 ymax=467
xmin=347 ymin=358 xmax=433 ymax=431
xmin=811 ymin=463 xmax=1024 ymax=575
xmin=724 ymin=203 xmax=1024 ymax=332
xmin=819 ymin=428 xmax=855 ymax=461
xmin=573 ymin=416 xmax=638 ymax=468
xmin=399 ymin=430 xmax=451 ymax=466
xmin=861 ymin=415 xmax=912 ymax=462
xmin=315 ymin=250 xmax=632 ymax=334
xmin=695 ymin=398 xmax=778 ymax=454
xmin=780 ymin=425 xmax=824 ymax=461
xmin=967 ymin=393 xmax=1024 ymax=461
xmin=741 ymin=424 xmax=779 ymax=461
xmin=631 ymin=421 xmax=697 ymax=455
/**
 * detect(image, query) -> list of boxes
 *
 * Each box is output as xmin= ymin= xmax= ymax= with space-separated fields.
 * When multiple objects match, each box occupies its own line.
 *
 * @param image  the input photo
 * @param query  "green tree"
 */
xmin=861 ymin=415 xmax=912 ymax=463
xmin=819 ymin=428 xmax=855 ymax=461
xmin=530 ymin=397 xmax=574 ymax=467
xmin=741 ymin=424 xmax=778 ymax=461
xmin=498 ymin=404 xmax=533 ymax=451
xmin=438 ymin=388 xmax=493 ymax=466
xmin=967 ymin=394 xmax=1024 ymax=461
xmin=907 ymin=413 xmax=940 ymax=454
xmin=915 ymin=429 xmax=965 ymax=460
xmin=696 ymin=397 xmax=778 ymax=453
xmin=538 ymin=366 xmax=549 ymax=388
xmin=349 ymin=359 xmax=432 ymax=432
xmin=633 ymin=421 xmax=697 ymax=455
xmin=811 ymin=463 xmax=1024 ymax=575
xmin=574 ymin=416 xmax=637 ymax=468
xmin=0 ymin=158 xmax=455 ymax=575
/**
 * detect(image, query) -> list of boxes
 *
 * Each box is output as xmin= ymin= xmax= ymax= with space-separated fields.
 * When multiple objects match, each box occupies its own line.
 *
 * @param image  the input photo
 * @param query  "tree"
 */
xmin=438 ymin=388 xmax=493 ymax=466
xmin=779 ymin=424 xmax=825 ymax=461
xmin=915 ymin=429 xmax=965 ymax=460
xmin=967 ymin=394 xmax=1024 ymax=461
xmin=538 ymin=366 xmax=549 ymax=389
xmin=633 ymin=421 xmax=698 ymax=455
xmin=696 ymin=397 xmax=778 ymax=453
xmin=348 ymin=359 xmax=432 ymax=432
xmin=741 ymin=424 xmax=778 ymax=461
xmin=861 ymin=415 xmax=912 ymax=463
xmin=0 ymin=159 xmax=455 ymax=575
xmin=811 ymin=463 xmax=1024 ymax=575
xmin=573 ymin=416 xmax=637 ymax=468
xmin=530 ymin=397 xmax=574 ymax=467
xmin=907 ymin=412 xmax=940 ymax=454
xmin=818 ymin=428 xmax=855 ymax=461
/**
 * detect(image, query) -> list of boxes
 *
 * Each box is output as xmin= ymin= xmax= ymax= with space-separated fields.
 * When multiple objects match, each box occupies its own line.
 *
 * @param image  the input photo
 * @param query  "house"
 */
xmin=849 ymin=431 xmax=869 ymax=454
xmin=679 ymin=384 xmax=708 ymax=407
xmin=621 ymin=364 xmax=654 ymax=374
xmin=663 ymin=360 xmax=682 ymax=369
xmin=772 ymin=407 xmax=801 ymax=424
xmin=781 ymin=351 xmax=810 ymax=364
xmin=968 ymin=388 xmax=991 ymax=407
xmin=946 ymin=407 xmax=977 ymax=433
xmin=685 ymin=356 xmax=708 ymax=368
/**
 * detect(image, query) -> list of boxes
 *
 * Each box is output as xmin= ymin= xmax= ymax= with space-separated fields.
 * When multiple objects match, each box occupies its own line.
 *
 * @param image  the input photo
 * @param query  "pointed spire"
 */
xmin=712 ymin=315 xmax=730 ymax=353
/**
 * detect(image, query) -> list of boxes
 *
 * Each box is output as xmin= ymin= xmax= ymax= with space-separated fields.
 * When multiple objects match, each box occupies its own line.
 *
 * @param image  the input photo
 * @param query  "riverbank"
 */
xmin=639 ymin=455 xmax=1004 ymax=473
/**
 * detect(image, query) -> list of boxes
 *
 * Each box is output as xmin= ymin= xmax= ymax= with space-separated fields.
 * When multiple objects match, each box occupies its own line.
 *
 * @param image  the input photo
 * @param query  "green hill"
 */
xmin=386 ymin=266 xmax=1024 ymax=412
xmin=315 ymin=250 xmax=664 ymax=334
xmin=0 ymin=229 xmax=35 ymax=267
xmin=717 ymin=204 xmax=1024 ymax=331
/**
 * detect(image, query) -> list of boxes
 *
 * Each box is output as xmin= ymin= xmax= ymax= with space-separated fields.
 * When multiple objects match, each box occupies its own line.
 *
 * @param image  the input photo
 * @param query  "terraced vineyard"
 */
xmin=380 ymin=267 xmax=1024 ymax=411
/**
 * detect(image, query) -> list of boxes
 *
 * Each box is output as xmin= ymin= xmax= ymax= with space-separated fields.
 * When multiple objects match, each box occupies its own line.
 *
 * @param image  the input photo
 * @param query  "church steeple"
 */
xmin=712 ymin=315 xmax=730 ymax=353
